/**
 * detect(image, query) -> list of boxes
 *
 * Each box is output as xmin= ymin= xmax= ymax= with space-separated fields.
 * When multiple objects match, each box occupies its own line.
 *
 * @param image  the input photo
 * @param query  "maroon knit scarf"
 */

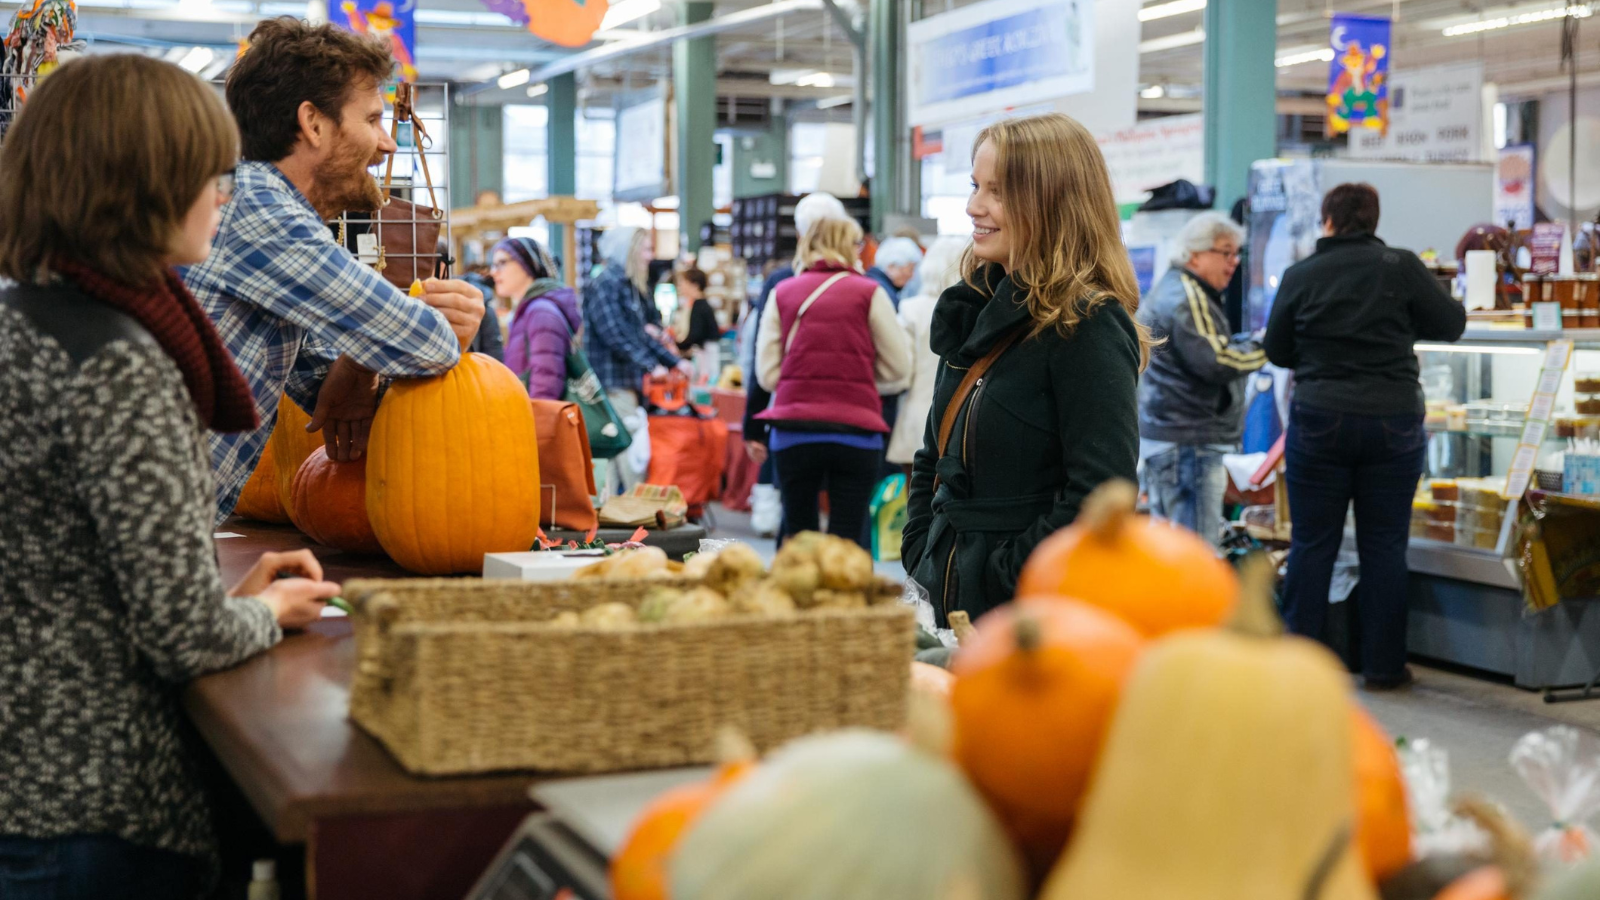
xmin=51 ymin=258 xmax=259 ymax=433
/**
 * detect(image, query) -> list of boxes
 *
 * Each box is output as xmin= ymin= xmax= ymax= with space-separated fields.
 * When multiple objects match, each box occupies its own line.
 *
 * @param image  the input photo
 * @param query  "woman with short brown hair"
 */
xmin=902 ymin=113 xmax=1151 ymax=623
xmin=0 ymin=54 xmax=338 ymax=897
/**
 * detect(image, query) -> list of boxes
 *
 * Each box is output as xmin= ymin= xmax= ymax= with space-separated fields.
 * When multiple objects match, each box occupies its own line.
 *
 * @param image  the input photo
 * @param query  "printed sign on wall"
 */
xmin=332 ymin=0 xmax=416 ymax=82
xmin=1348 ymin=62 xmax=1482 ymax=162
xmin=1495 ymin=145 xmax=1537 ymax=231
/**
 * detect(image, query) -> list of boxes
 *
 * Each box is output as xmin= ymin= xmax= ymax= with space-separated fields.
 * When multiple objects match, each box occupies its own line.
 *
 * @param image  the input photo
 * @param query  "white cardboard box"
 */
xmin=482 ymin=550 xmax=608 ymax=581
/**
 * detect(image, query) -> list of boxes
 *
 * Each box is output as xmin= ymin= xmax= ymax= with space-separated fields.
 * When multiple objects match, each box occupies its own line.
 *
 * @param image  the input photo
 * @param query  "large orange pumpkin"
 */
xmin=611 ymin=756 xmax=752 ymax=900
xmin=290 ymin=447 xmax=384 ymax=555
xmin=1016 ymin=479 xmax=1238 ymax=637
xmin=1434 ymin=867 xmax=1508 ymax=900
xmin=233 ymin=437 xmax=289 ymax=523
xmin=950 ymin=597 xmax=1146 ymax=876
xmin=1353 ymin=706 xmax=1413 ymax=882
xmin=271 ymin=395 xmax=324 ymax=516
xmin=366 ymin=353 xmax=541 ymax=574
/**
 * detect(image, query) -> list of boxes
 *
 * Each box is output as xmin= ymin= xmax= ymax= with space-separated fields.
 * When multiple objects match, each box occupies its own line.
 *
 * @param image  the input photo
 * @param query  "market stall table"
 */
xmin=187 ymin=519 xmax=543 ymax=900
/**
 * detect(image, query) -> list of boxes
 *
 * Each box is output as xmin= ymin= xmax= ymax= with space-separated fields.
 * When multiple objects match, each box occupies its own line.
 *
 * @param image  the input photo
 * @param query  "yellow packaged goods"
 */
xmin=1429 ymin=479 xmax=1460 ymax=502
xmin=1577 ymin=374 xmax=1600 ymax=393
xmin=1577 ymin=396 xmax=1600 ymax=415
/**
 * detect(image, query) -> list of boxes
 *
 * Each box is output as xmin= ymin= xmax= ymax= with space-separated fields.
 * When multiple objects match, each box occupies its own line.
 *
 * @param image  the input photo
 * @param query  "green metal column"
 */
xmin=732 ymin=104 xmax=789 ymax=199
xmin=546 ymin=72 xmax=577 ymax=277
xmin=448 ymin=103 xmax=503 ymax=208
xmin=675 ymin=0 xmax=716 ymax=253
xmin=869 ymin=0 xmax=899 ymax=232
xmin=1203 ymin=0 xmax=1277 ymax=207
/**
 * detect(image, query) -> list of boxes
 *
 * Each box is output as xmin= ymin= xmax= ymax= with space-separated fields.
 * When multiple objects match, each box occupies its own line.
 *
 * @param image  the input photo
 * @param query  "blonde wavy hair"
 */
xmin=962 ymin=113 xmax=1156 ymax=368
xmin=795 ymin=216 xmax=863 ymax=273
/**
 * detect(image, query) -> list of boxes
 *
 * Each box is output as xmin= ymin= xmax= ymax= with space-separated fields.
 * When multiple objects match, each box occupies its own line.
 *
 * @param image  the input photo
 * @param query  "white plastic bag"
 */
xmin=1399 ymin=737 xmax=1489 ymax=857
xmin=901 ymin=578 xmax=956 ymax=649
xmin=1511 ymin=725 xmax=1600 ymax=865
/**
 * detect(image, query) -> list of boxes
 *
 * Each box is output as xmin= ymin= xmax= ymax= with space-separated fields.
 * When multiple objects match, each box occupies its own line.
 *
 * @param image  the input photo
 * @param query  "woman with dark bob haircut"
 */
xmin=1265 ymin=182 xmax=1467 ymax=690
xmin=0 ymin=54 xmax=340 ymax=897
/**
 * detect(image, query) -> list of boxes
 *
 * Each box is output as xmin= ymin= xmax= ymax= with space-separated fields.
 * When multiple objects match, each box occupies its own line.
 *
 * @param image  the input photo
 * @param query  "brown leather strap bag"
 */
xmin=531 ymin=399 xmax=599 ymax=533
xmin=933 ymin=328 xmax=1023 ymax=491
xmin=373 ymin=82 xmax=444 ymax=289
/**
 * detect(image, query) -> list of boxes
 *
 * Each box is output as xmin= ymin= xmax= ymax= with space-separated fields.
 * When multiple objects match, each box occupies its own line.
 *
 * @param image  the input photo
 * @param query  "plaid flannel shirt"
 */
xmin=183 ymin=162 xmax=460 ymax=523
xmin=581 ymin=262 xmax=678 ymax=393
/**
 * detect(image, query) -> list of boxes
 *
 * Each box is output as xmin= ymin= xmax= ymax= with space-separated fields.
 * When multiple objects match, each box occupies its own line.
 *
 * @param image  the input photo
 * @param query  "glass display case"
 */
xmin=1407 ymin=330 xmax=1600 ymax=590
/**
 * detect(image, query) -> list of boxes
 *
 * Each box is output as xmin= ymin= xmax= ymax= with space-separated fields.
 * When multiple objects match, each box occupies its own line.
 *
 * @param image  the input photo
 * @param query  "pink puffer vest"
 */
xmin=756 ymin=262 xmax=888 ymax=433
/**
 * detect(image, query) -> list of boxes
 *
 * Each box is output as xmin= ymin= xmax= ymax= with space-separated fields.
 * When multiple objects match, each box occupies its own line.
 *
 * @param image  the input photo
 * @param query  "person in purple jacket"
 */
xmin=492 ymin=236 xmax=582 ymax=399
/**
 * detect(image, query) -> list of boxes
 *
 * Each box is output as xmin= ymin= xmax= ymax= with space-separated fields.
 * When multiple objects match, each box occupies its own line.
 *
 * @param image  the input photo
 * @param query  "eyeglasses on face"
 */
xmin=1202 ymin=247 xmax=1242 ymax=263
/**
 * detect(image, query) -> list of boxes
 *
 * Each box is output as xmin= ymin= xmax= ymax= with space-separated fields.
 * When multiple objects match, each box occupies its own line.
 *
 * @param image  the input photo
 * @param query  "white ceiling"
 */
xmin=18 ymin=0 xmax=1600 ymax=109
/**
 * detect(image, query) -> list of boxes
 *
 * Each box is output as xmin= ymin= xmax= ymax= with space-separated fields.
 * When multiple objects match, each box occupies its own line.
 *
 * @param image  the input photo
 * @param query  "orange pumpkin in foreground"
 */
xmin=950 ymin=598 xmax=1146 ymax=876
xmin=1016 ymin=479 xmax=1238 ymax=637
xmin=270 ymin=395 xmax=324 ymax=516
xmin=290 ymin=447 xmax=384 ymax=555
xmin=233 ymin=437 xmax=288 ymax=523
xmin=611 ymin=755 xmax=753 ymax=900
xmin=1353 ymin=706 xmax=1413 ymax=882
xmin=1434 ymin=866 xmax=1509 ymax=900
xmin=366 ymin=353 xmax=541 ymax=574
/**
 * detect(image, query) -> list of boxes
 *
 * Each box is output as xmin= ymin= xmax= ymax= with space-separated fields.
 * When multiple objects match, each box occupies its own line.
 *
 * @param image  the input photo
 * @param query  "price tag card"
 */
xmin=1537 ymin=365 xmax=1566 ymax=395
xmin=1521 ymin=420 xmax=1549 ymax=446
xmin=1545 ymin=339 xmax=1575 ymax=370
xmin=1505 ymin=444 xmax=1540 ymax=499
xmin=1530 ymin=392 xmax=1557 ymax=423
xmin=1534 ymin=302 xmax=1564 ymax=332
xmin=356 ymin=232 xmax=380 ymax=265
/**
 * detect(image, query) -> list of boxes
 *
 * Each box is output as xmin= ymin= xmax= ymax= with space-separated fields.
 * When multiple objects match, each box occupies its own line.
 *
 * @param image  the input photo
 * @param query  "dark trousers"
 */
xmin=0 ymin=834 xmax=201 ymax=900
xmin=1281 ymin=401 xmax=1425 ymax=681
xmin=774 ymin=443 xmax=880 ymax=550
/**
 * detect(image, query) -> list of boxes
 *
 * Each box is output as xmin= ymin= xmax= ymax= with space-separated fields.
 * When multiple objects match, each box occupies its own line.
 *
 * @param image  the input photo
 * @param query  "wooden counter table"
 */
xmin=186 ymin=520 xmax=540 ymax=900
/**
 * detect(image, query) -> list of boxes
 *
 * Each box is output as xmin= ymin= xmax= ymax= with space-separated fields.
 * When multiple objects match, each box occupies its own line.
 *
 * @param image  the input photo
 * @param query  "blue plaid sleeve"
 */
xmin=587 ymin=274 xmax=678 ymax=372
xmin=220 ymin=193 xmax=461 ymax=377
xmin=284 ymin=338 xmax=336 ymax=415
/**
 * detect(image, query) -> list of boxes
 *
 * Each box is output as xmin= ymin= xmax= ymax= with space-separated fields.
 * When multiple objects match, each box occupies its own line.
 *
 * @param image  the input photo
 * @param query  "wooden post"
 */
xmin=563 ymin=226 xmax=579 ymax=288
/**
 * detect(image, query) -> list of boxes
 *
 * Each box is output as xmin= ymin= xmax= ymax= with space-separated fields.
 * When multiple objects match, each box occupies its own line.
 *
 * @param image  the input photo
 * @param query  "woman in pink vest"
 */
xmin=754 ymin=217 xmax=913 ymax=547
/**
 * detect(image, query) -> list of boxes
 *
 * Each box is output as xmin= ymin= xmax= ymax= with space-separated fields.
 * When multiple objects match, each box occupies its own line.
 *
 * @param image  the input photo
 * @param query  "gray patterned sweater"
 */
xmin=0 ymin=284 xmax=281 ymax=861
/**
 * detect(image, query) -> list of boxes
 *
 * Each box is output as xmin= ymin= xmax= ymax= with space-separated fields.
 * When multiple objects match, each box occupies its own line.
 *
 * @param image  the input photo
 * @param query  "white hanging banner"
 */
xmin=907 ymin=0 xmax=1094 ymax=128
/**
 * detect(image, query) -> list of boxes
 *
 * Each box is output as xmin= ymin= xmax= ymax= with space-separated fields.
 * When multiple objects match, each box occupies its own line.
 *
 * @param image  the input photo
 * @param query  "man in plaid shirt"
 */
xmin=184 ymin=19 xmax=484 ymax=522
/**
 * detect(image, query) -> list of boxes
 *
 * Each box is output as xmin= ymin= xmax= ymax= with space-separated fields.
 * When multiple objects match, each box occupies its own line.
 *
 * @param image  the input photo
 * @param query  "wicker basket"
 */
xmin=342 ymin=577 xmax=915 ymax=776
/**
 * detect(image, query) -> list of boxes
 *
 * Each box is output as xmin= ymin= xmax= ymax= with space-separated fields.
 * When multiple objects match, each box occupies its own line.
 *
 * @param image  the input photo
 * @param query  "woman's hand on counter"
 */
xmin=259 ymin=578 xmax=343 ymax=630
xmin=230 ymin=550 xmax=325 ymax=598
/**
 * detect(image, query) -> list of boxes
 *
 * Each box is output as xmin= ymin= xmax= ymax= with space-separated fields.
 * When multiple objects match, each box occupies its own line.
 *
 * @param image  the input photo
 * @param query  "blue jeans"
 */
xmin=1281 ymin=402 xmax=1426 ymax=681
xmin=1143 ymin=444 xmax=1231 ymax=546
xmin=0 ymin=835 xmax=200 ymax=900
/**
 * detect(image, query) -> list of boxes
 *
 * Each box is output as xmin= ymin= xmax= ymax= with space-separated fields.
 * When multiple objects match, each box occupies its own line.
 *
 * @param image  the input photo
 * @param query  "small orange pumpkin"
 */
xmin=290 ymin=447 xmax=384 ymax=555
xmin=611 ymin=749 xmax=753 ymax=900
xmin=1353 ymin=706 xmax=1413 ymax=882
xmin=950 ymin=597 xmax=1146 ymax=875
xmin=233 ymin=437 xmax=289 ymax=523
xmin=270 ymin=395 xmax=324 ymax=517
xmin=1016 ymin=479 xmax=1238 ymax=637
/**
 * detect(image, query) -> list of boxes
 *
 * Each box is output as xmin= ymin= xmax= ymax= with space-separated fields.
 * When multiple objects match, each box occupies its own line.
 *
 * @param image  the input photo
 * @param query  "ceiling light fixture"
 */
xmin=1138 ymin=28 xmax=1204 ymax=53
xmin=177 ymin=46 xmax=215 ymax=72
xmin=601 ymin=0 xmax=661 ymax=31
xmin=796 ymin=72 xmax=835 ymax=88
xmin=1442 ymin=3 xmax=1591 ymax=36
xmin=497 ymin=68 xmax=531 ymax=89
xmin=1139 ymin=0 xmax=1205 ymax=22
xmin=1139 ymin=84 xmax=1166 ymax=99
xmin=817 ymin=95 xmax=853 ymax=109
xmin=1275 ymin=47 xmax=1334 ymax=67
xmin=527 ymin=83 xmax=549 ymax=98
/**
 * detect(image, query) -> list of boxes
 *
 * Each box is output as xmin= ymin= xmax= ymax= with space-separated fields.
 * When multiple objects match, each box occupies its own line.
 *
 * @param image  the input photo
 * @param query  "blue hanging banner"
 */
xmin=330 ymin=0 xmax=417 ymax=82
xmin=1326 ymin=13 xmax=1390 ymax=136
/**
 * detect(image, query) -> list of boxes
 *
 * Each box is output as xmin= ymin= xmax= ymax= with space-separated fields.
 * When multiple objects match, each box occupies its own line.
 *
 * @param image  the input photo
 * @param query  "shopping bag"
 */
xmin=530 ymin=399 xmax=598 ymax=533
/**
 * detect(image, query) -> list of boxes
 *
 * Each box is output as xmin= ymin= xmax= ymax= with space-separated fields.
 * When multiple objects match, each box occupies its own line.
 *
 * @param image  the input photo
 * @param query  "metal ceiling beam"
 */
xmin=819 ymin=0 xmax=865 ymax=48
xmin=475 ymin=0 xmax=824 ymax=93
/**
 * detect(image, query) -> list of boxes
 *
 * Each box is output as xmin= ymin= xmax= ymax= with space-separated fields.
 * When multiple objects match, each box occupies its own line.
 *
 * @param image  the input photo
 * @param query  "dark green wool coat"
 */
xmin=902 ymin=268 xmax=1140 ymax=626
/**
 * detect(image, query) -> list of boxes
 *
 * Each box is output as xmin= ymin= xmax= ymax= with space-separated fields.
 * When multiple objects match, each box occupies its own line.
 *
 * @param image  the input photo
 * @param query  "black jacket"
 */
xmin=684 ymin=298 xmax=721 ymax=350
xmin=1264 ymin=233 xmax=1466 ymax=417
xmin=1138 ymin=267 xmax=1265 ymax=444
xmin=742 ymin=265 xmax=795 ymax=446
xmin=902 ymin=269 xmax=1140 ymax=625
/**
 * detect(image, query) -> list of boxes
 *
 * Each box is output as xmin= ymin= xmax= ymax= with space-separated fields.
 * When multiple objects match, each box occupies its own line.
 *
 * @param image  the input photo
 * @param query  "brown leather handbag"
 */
xmin=373 ymin=82 xmax=444 ymax=289
xmin=531 ymin=399 xmax=600 ymax=533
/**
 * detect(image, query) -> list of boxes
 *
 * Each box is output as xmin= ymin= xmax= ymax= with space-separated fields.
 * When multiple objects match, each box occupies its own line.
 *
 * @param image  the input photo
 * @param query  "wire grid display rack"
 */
xmin=334 ymin=81 xmax=454 ymax=288
xmin=0 ymin=72 xmax=35 ymax=145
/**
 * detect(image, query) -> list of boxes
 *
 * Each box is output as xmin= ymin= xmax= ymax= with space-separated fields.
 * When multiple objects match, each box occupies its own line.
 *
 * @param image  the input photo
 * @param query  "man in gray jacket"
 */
xmin=1137 ymin=213 xmax=1266 ymax=544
